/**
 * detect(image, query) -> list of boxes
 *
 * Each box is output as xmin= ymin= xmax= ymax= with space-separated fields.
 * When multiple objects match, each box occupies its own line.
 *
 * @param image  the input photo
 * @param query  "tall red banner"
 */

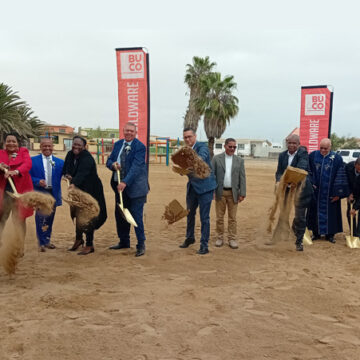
xmin=299 ymin=85 xmax=333 ymax=152
xmin=116 ymin=47 xmax=150 ymax=161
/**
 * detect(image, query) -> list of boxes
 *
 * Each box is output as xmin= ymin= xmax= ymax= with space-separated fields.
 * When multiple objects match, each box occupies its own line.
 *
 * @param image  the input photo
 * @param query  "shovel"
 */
xmin=346 ymin=203 xmax=360 ymax=249
xmin=303 ymin=228 xmax=313 ymax=246
xmin=116 ymin=170 xmax=137 ymax=227
xmin=0 ymin=165 xmax=20 ymax=198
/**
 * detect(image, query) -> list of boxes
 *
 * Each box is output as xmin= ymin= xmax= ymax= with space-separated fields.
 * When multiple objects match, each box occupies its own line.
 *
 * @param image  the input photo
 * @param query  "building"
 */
xmin=31 ymin=124 xmax=75 ymax=152
xmin=214 ymin=138 xmax=273 ymax=157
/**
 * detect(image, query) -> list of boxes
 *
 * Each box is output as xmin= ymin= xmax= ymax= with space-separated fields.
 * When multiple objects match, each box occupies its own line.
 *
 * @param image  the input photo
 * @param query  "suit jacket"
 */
xmin=29 ymin=154 xmax=64 ymax=207
xmin=0 ymin=147 xmax=33 ymax=219
xmin=186 ymin=142 xmax=217 ymax=195
xmin=276 ymin=147 xmax=313 ymax=205
xmin=106 ymin=138 xmax=149 ymax=199
xmin=345 ymin=161 xmax=360 ymax=210
xmin=212 ymin=152 xmax=246 ymax=203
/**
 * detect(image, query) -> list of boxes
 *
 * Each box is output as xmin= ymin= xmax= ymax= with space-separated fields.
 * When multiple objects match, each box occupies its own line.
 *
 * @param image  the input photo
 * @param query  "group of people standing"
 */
xmin=1 ymin=126 xmax=359 ymax=258
xmin=277 ymin=135 xmax=360 ymax=251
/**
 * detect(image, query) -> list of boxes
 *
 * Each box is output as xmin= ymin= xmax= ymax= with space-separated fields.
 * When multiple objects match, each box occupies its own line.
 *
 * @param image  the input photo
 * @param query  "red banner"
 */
xmin=299 ymin=86 xmax=333 ymax=152
xmin=115 ymin=48 xmax=150 ymax=159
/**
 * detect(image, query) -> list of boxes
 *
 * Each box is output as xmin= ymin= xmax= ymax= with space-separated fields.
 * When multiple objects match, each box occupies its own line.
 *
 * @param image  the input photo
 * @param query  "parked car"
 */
xmin=337 ymin=149 xmax=360 ymax=163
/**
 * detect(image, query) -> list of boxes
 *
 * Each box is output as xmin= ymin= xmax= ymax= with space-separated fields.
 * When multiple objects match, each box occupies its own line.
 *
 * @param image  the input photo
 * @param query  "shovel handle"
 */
xmin=350 ymin=202 xmax=354 ymax=238
xmin=0 ymin=166 xmax=19 ymax=195
xmin=116 ymin=170 xmax=124 ymax=207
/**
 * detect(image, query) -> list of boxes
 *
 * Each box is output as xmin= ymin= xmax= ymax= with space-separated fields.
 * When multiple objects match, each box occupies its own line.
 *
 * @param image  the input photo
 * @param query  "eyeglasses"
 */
xmin=227 ymin=146 xmax=237 ymax=149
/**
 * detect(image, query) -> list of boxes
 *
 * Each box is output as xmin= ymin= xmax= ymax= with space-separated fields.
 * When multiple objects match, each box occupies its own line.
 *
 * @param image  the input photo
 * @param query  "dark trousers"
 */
xmin=292 ymin=205 xmax=307 ymax=244
xmin=186 ymin=186 xmax=213 ymax=249
xmin=114 ymin=187 xmax=146 ymax=250
xmin=347 ymin=201 xmax=360 ymax=237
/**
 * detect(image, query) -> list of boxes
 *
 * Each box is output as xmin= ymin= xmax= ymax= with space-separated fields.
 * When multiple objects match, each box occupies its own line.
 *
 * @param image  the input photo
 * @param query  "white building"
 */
xmin=214 ymin=138 xmax=273 ymax=157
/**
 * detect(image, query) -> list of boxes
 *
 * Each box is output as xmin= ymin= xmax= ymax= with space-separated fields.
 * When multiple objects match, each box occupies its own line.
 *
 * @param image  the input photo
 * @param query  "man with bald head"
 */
xmin=30 ymin=138 xmax=64 ymax=251
xmin=275 ymin=134 xmax=313 ymax=251
xmin=307 ymin=138 xmax=349 ymax=243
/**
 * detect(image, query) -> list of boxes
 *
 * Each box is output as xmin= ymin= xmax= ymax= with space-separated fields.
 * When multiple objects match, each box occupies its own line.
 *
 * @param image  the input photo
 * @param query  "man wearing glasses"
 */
xmin=307 ymin=138 xmax=349 ymax=244
xmin=212 ymin=138 xmax=246 ymax=249
xmin=179 ymin=128 xmax=217 ymax=255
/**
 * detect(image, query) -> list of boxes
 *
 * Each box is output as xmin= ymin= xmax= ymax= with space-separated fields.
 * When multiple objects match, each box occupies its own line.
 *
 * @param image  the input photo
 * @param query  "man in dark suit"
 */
xmin=107 ymin=122 xmax=149 ymax=257
xmin=212 ymin=138 xmax=246 ymax=249
xmin=345 ymin=157 xmax=360 ymax=237
xmin=275 ymin=134 xmax=313 ymax=251
xmin=29 ymin=138 xmax=64 ymax=252
xmin=179 ymin=128 xmax=217 ymax=255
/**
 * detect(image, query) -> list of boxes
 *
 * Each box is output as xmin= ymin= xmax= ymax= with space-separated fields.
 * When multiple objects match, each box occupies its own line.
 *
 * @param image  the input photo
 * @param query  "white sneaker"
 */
xmin=228 ymin=240 xmax=238 ymax=249
xmin=215 ymin=239 xmax=224 ymax=247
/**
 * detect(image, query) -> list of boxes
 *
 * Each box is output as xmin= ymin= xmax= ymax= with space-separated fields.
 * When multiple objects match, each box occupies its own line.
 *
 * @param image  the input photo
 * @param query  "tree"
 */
xmin=195 ymin=72 xmax=239 ymax=158
xmin=0 ymin=83 xmax=43 ymax=144
xmin=183 ymin=56 xmax=216 ymax=131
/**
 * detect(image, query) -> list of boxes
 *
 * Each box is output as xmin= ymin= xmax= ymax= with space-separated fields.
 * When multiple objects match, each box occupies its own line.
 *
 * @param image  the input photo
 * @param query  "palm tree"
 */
xmin=0 ymin=83 xmax=43 ymax=145
xmin=183 ymin=56 xmax=216 ymax=131
xmin=195 ymin=72 xmax=239 ymax=158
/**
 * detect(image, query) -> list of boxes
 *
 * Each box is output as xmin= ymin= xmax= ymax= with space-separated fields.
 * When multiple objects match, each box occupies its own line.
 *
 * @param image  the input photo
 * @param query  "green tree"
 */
xmin=195 ymin=72 xmax=239 ymax=157
xmin=330 ymin=133 xmax=345 ymax=150
xmin=184 ymin=56 xmax=216 ymax=131
xmin=0 ymin=83 xmax=43 ymax=144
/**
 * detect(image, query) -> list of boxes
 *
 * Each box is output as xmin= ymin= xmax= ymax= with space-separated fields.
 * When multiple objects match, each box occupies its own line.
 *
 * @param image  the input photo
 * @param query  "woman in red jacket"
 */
xmin=0 ymin=132 xmax=33 ymax=239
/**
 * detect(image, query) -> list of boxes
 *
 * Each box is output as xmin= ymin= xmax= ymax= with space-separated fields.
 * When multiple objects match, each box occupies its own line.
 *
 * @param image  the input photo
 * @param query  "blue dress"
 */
xmin=307 ymin=150 xmax=349 ymax=235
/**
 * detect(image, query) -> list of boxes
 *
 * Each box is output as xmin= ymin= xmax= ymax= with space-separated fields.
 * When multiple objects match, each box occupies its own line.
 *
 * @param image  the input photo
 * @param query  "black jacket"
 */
xmin=345 ymin=161 xmax=360 ymax=210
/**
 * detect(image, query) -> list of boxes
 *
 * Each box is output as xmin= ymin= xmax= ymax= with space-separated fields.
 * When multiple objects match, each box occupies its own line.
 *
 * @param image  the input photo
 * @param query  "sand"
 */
xmin=1 ymin=159 xmax=360 ymax=360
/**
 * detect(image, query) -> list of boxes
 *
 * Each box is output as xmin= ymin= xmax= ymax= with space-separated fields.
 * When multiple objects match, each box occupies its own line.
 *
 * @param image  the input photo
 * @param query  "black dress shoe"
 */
xmin=296 ymin=243 xmax=304 ymax=251
xmin=327 ymin=236 xmax=336 ymax=244
xmin=179 ymin=238 xmax=195 ymax=248
xmin=311 ymin=235 xmax=320 ymax=241
xmin=68 ymin=238 xmax=84 ymax=251
xmin=197 ymin=247 xmax=209 ymax=255
xmin=109 ymin=243 xmax=130 ymax=250
xmin=135 ymin=247 xmax=145 ymax=257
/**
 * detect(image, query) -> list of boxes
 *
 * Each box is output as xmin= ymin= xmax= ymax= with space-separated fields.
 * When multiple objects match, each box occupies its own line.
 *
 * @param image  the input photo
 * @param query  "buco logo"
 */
xmin=120 ymin=52 xmax=145 ymax=79
xmin=305 ymin=94 xmax=326 ymax=116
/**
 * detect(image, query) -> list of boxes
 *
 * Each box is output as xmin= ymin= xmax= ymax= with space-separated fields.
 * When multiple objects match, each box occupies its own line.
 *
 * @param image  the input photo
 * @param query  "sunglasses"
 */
xmin=227 ymin=146 xmax=237 ymax=149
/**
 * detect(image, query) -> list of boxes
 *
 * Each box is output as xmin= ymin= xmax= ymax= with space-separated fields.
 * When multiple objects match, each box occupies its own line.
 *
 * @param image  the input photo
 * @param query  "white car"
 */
xmin=337 ymin=149 xmax=360 ymax=164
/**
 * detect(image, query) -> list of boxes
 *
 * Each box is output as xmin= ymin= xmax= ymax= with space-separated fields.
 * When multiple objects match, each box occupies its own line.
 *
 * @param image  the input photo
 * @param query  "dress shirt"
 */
xmin=116 ymin=140 xmax=133 ymax=164
xmin=287 ymin=150 xmax=297 ymax=166
xmin=42 ymin=154 xmax=53 ymax=188
xmin=223 ymin=154 xmax=233 ymax=188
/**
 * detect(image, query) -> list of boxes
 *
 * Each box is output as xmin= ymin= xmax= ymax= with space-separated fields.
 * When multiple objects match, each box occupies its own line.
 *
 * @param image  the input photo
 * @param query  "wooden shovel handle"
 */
xmin=116 ymin=170 xmax=124 ymax=207
xmin=0 ymin=165 xmax=19 ymax=195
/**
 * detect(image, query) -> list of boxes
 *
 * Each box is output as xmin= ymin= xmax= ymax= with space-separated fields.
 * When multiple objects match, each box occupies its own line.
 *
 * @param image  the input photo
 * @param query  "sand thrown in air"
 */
xmin=0 ymin=219 xmax=25 ymax=275
xmin=171 ymin=146 xmax=211 ymax=179
xmin=162 ymin=199 xmax=189 ymax=225
xmin=267 ymin=168 xmax=307 ymax=244
xmin=63 ymin=188 xmax=100 ymax=227
xmin=19 ymin=191 xmax=55 ymax=215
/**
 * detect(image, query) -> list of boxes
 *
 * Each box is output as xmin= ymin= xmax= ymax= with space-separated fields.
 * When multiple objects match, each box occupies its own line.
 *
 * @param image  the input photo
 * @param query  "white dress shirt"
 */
xmin=42 ymin=154 xmax=53 ymax=188
xmin=287 ymin=150 xmax=297 ymax=166
xmin=223 ymin=154 xmax=233 ymax=188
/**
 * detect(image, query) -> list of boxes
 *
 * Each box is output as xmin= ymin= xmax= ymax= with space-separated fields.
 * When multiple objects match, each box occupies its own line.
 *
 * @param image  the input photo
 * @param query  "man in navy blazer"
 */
xmin=275 ymin=134 xmax=313 ymax=251
xmin=179 ymin=128 xmax=217 ymax=254
xmin=107 ymin=122 xmax=149 ymax=257
xmin=29 ymin=138 xmax=64 ymax=252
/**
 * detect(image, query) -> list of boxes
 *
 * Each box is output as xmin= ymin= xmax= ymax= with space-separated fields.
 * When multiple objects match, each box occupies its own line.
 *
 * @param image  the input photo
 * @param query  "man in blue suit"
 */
xmin=107 ymin=122 xmax=149 ymax=257
xmin=179 ymin=128 xmax=217 ymax=255
xmin=29 ymin=138 xmax=64 ymax=252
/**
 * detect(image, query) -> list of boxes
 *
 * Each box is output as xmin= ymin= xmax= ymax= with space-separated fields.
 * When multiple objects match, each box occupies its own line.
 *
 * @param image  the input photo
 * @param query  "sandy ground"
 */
xmin=1 ymin=159 xmax=360 ymax=360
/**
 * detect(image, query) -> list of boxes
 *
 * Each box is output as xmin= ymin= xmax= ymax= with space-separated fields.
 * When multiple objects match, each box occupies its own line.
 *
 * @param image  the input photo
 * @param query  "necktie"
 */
xmin=120 ymin=143 xmax=128 ymax=180
xmin=46 ymin=157 xmax=52 ymax=187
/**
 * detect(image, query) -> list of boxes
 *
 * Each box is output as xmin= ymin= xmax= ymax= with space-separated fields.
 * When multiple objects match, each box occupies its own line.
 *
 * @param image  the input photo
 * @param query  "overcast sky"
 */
xmin=1 ymin=0 xmax=360 ymax=143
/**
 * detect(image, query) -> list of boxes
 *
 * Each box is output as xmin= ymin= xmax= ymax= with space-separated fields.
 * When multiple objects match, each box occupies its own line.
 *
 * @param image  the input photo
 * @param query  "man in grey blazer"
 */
xmin=212 ymin=138 xmax=246 ymax=249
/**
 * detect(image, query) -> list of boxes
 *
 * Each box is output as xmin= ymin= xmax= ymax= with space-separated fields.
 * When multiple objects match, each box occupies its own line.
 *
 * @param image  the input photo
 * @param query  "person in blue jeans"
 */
xmin=179 ymin=128 xmax=217 ymax=255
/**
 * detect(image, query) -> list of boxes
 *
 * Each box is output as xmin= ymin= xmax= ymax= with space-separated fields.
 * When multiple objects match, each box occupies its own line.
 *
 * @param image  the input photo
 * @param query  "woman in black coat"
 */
xmin=62 ymin=136 xmax=107 ymax=255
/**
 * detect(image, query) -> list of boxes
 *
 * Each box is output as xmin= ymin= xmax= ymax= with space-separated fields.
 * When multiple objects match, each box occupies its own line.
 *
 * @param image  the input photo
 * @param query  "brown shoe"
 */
xmin=77 ymin=246 xmax=94 ymax=255
xmin=68 ymin=238 xmax=84 ymax=251
xmin=228 ymin=240 xmax=238 ymax=249
xmin=39 ymin=246 xmax=46 ymax=252
xmin=45 ymin=243 xmax=56 ymax=249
